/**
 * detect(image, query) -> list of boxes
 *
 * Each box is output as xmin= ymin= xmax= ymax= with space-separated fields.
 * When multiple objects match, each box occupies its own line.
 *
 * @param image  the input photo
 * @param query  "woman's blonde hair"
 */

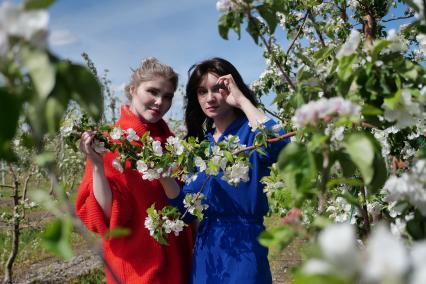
xmin=124 ymin=57 xmax=178 ymax=100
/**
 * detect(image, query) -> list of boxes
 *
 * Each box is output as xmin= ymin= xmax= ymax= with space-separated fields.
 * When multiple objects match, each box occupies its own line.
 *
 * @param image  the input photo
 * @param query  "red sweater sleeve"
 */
xmin=75 ymin=159 xmax=134 ymax=237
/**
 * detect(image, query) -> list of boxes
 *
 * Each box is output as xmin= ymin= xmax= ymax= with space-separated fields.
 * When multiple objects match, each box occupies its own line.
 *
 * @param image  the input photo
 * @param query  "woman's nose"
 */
xmin=154 ymin=96 xmax=163 ymax=106
xmin=206 ymin=91 xmax=215 ymax=102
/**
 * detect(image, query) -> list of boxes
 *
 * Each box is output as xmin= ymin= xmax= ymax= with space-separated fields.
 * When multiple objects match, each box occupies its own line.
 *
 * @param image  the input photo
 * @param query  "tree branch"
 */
xmin=382 ymin=14 xmax=414 ymax=23
xmin=284 ymin=11 xmax=309 ymax=66
xmin=233 ymin=131 xmax=296 ymax=155
xmin=307 ymin=9 xmax=326 ymax=48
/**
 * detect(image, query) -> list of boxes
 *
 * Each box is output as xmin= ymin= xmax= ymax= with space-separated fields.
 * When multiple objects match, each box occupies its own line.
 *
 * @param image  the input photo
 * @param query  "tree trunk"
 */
xmin=363 ymin=14 xmax=376 ymax=46
xmin=3 ymin=165 xmax=21 ymax=284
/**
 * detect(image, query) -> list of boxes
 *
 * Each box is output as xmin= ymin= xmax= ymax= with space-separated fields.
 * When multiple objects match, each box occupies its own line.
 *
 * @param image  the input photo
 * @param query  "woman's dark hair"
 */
xmin=185 ymin=57 xmax=258 ymax=141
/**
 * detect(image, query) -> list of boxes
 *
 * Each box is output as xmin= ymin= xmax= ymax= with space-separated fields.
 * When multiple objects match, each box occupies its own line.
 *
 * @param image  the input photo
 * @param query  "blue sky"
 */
xmin=47 ymin=0 xmax=269 ymax=119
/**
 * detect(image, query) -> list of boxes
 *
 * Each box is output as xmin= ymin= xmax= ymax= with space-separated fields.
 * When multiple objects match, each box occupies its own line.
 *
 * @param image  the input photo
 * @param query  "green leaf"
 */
xmin=258 ymin=225 xmax=296 ymax=250
xmin=362 ymin=104 xmax=383 ymax=116
xmin=21 ymin=47 xmax=56 ymax=99
xmin=42 ymin=217 xmax=73 ymax=259
xmin=406 ymin=211 xmax=426 ymax=240
xmin=224 ymin=151 xmax=234 ymax=163
xmin=0 ymin=88 xmax=22 ymax=160
xmin=383 ymin=89 xmax=401 ymax=110
xmin=24 ymin=0 xmax=55 ymax=10
xmin=277 ymin=143 xmax=317 ymax=192
xmin=67 ymin=64 xmax=103 ymax=121
xmin=246 ymin=17 xmax=261 ymax=44
xmin=369 ymin=152 xmax=387 ymax=192
xmin=257 ymin=4 xmax=278 ymax=33
xmin=371 ymin=40 xmax=392 ymax=58
xmin=104 ymin=227 xmax=131 ymax=239
xmin=45 ymin=96 xmax=66 ymax=133
xmin=335 ymin=152 xmax=357 ymax=178
xmin=344 ymin=132 xmax=375 ymax=184
xmin=218 ymin=14 xmax=230 ymax=40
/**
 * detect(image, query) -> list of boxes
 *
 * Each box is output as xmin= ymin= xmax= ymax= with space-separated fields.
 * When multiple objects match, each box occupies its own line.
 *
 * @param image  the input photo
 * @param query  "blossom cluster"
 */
xmin=302 ymin=223 xmax=426 ymax=284
xmin=383 ymin=89 xmax=425 ymax=130
xmin=216 ymin=0 xmax=244 ymax=13
xmin=0 ymin=1 xmax=49 ymax=55
xmin=292 ymin=97 xmax=361 ymax=128
xmin=382 ymin=159 xmax=426 ymax=216
xmin=104 ymin=126 xmax=251 ymax=187
xmin=61 ymin=118 xmax=271 ymax=244
xmin=144 ymin=205 xmax=186 ymax=245
xmin=183 ymin=193 xmax=209 ymax=219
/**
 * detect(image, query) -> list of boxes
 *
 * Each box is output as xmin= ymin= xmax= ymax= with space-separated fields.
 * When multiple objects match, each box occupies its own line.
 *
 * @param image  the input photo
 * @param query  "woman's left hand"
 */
xmin=216 ymin=74 xmax=248 ymax=109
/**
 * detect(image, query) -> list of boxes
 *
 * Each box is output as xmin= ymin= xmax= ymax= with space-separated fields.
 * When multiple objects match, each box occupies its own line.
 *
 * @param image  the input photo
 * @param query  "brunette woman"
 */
xmin=159 ymin=57 xmax=289 ymax=284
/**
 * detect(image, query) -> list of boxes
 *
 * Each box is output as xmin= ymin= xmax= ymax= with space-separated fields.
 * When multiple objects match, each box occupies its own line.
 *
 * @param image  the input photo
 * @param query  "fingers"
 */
xmin=79 ymin=131 xmax=97 ymax=155
xmin=216 ymin=74 xmax=234 ymax=88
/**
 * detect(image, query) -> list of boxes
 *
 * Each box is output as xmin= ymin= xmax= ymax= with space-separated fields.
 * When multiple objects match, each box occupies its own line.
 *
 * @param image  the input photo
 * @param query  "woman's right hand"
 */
xmin=79 ymin=131 xmax=103 ymax=167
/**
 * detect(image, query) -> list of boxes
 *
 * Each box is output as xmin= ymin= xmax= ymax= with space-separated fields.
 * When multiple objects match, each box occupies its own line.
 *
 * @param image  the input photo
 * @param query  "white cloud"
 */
xmin=49 ymin=29 xmax=78 ymax=46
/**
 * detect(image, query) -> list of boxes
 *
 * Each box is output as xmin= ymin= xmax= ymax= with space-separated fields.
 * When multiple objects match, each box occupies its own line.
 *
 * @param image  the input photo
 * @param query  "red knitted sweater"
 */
xmin=75 ymin=106 xmax=193 ymax=284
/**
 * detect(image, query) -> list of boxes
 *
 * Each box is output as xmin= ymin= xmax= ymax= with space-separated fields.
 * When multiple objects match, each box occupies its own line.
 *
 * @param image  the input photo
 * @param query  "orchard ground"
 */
xmin=0 ymin=183 xmax=302 ymax=283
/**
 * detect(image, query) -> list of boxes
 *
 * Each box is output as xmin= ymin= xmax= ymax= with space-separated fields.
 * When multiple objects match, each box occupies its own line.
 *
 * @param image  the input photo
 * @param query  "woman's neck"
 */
xmin=212 ymin=111 xmax=237 ymax=140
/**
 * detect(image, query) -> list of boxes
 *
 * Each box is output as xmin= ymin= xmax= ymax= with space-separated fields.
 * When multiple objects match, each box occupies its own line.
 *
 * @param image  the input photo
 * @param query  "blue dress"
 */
xmin=170 ymin=116 xmax=289 ymax=284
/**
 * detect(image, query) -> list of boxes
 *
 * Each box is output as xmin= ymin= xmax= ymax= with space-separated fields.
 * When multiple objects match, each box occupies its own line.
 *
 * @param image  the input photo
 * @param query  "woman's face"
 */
xmin=130 ymin=76 xmax=174 ymax=123
xmin=196 ymin=73 xmax=234 ymax=121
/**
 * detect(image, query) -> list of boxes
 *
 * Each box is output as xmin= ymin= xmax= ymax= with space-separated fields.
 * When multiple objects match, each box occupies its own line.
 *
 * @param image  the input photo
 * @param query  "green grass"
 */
xmin=66 ymin=268 xmax=105 ymax=284
xmin=264 ymin=214 xmax=285 ymax=260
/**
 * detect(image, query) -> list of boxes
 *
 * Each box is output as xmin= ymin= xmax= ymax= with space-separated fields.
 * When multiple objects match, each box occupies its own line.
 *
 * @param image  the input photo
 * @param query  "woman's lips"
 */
xmin=206 ymin=106 xmax=218 ymax=111
xmin=149 ymin=108 xmax=161 ymax=115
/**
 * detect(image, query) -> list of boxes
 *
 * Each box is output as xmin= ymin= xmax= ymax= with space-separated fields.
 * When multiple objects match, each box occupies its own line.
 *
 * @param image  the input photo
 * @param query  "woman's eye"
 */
xmin=197 ymin=89 xmax=207 ymax=96
xmin=148 ymin=89 xmax=158 ymax=96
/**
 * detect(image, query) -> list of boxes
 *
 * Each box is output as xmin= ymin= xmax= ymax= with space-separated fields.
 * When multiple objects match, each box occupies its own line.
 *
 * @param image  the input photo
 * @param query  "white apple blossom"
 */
xmin=362 ymin=224 xmax=409 ymax=282
xmin=142 ymin=169 xmax=160 ymax=181
xmin=292 ymin=97 xmax=361 ymax=128
xmin=417 ymin=34 xmax=426 ymax=54
xmin=59 ymin=124 xmax=74 ymax=137
xmin=152 ymin=140 xmax=163 ymax=157
xmin=336 ymin=30 xmax=361 ymax=59
xmin=326 ymin=196 xmax=358 ymax=224
xmin=110 ymin=127 xmax=122 ymax=140
xmin=166 ymin=136 xmax=184 ymax=155
xmin=384 ymin=29 xmax=409 ymax=53
xmin=216 ymin=0 xmax=244 ymax=13
xmin=162 ymin=218 xmax=185 ymax=236
xmin=410 ymin=242 xmax=426 ymax=284
xmin=383 ymin=89 xmax=422 ymax=129
xmin=136 ymin=160 xmax=148 ymax=173
xmin=183 ymin=193 xmax=209 ymax=215
xmin=144 ymin=211 xmax=158 ymax=237
xmin=195 ymin=156 xmax=207 ymax=172
xmin=372 ymin=128 xmax=391 ymax=157
xmin=383 ymin=160 xmax=426 ymax=215
xmin=348 ymin=0 xmax=359 ymax=10
xmin=319 ymin=223 xmax=360 ymax=275
xmin=247 ymin=117 xmax=269 ymax=131
xmin=390 ymin=218 xmax=407 ymax=238
xmin=222 ymin=161 xmax=250 ymax=186
xmin=112 ymin=159 xmax=124 ymax=173
xmin=182 ymin=173 xmax=198 ymax=184
xmin=0 ymin=2 xmax=49 ymax=53
xmin=125 ymin=128 xmax=139 ymax=142
xmin=303 ymin=259 xmax=333 ymax=274
xmin=413 ymin=0 xmax=425 ymax=20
